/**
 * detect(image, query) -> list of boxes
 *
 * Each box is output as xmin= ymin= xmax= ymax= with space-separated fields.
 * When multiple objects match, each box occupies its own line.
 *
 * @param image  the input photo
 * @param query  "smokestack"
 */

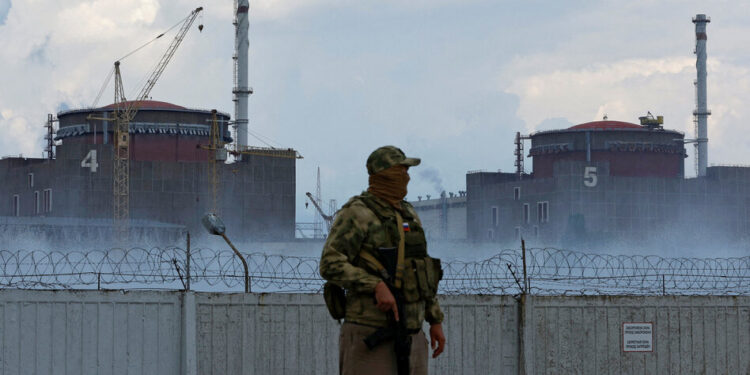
xmin=693 ymin=14 xmax=710 ymax=177
xmin=233 ymin=0 xmax=252 ymax=157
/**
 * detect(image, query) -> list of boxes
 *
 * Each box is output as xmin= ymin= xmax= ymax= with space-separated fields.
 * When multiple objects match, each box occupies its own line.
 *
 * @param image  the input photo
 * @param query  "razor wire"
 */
xmin=0 ymin=247 xmax=749 ymax=295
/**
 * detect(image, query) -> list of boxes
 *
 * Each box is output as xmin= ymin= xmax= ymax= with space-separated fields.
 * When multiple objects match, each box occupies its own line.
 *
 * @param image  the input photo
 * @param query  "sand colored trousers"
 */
xmin=339 ymin=322 xmax=428 ymax=375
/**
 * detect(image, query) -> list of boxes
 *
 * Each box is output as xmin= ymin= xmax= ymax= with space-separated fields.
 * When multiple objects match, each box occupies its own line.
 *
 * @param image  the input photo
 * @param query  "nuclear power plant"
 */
xmin=0 ymin=2 xmax=298 ymax=245
xmin=415 ymin=14 xmax=750 ymax=249
xmin=2 ymin=9 xmax=747 ymax=250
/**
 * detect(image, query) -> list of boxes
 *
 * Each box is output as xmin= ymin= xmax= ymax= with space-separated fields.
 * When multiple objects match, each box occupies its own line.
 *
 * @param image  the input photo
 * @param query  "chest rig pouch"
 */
xmin=356 ymin=196 xmax=443 ymax=303
xmin=323 ymin=282 xmax=346 ymax=320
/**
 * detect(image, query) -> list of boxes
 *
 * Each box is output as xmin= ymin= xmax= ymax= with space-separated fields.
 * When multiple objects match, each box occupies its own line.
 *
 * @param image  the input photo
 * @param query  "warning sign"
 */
xmin=622 ymin=322 xmax=653 ymax=352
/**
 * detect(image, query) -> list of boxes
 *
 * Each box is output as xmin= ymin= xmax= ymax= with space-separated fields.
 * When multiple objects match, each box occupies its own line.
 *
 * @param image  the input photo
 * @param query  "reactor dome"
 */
xmin=55 ymin=100 xmax=232 ymax=162
xmin=529 ymin=119 xmax=686 ymax=178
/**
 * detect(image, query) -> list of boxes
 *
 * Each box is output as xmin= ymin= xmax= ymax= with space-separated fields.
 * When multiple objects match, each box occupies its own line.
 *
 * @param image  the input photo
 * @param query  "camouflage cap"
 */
xmin=366 ymin=146 xmax=421 ymax=175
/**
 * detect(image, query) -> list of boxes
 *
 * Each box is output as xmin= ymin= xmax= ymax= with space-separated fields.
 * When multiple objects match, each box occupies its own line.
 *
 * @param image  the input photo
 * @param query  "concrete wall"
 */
xmin=1 ymin=290 xmax=748 ymax=374
xmin=522 ymin=296 xmax=750 ymax=375
xmin=467 ymin=162 xmax=750 ymax=248
xmin=193 ymin=293 xmax=518 ymax=375
xmin=0 ymin=140 xmax=297 ymax=242
xmin=0 ymin=290 xmax=182 ymax=375
xmin=411 ymin=196 xmax=467 ymax=240
xmin=530 ymin=128 xmax=685 ymax=178
xmin=0 ymin=290 xmax=518 ymax=375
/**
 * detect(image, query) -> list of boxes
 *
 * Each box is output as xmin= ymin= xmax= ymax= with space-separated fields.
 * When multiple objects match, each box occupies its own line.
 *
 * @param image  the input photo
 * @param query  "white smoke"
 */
xmin=418 ymin=167 xmax=445 ymax=196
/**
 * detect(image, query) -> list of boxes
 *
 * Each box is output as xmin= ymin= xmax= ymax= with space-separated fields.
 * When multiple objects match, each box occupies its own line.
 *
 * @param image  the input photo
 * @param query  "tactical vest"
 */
xmin=323 ymin=193 xmax=443 ymax=323
xmin=354 ymin=194 xmax=443 ymax=304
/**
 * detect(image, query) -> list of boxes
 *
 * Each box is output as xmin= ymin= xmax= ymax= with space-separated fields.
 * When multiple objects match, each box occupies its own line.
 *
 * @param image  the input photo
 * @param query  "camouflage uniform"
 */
xmin=320 ymin=191 xmax=444 ymax=330
xmin=320 ymin=146 xmax=444 ymax=375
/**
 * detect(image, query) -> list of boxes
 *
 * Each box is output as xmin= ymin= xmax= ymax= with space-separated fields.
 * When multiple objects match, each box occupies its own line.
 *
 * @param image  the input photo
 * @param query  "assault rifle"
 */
xmin=361 ymin=247 xmax=411 ymax=375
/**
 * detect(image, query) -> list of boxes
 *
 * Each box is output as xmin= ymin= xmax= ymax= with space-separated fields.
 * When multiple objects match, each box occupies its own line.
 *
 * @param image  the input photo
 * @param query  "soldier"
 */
xmin=320 ymin=145 xmax=446 ymax=375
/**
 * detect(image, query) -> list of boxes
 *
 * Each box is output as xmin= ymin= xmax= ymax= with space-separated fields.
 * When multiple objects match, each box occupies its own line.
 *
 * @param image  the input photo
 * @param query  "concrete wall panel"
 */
xmin=1 ymin=290 xmax=749 ymax=375
xmin=525 ymin=296 xmax=750 ymax=375
xmin=0 ymin=290 xmax=181 ymax=375
xmin=194 ymin=293 xmax=518 ymax=375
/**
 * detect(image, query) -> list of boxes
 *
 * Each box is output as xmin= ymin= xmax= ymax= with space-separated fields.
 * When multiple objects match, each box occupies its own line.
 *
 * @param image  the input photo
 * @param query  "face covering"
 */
xmin=367 ymin=165 xmax=410 ymax=208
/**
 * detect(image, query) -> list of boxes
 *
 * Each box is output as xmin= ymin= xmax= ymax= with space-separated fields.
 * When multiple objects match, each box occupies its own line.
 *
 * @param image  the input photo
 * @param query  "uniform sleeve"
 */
xmin=425 ymin=296 xmax=444 ymax=325
xmin=319 ymin=205 xmax=382 ymax=293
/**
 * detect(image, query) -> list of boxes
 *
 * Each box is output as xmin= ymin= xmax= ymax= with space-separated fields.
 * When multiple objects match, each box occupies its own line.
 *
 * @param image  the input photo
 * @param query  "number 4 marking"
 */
xmin=81 ymin=150 xmax=99 ymax=172
xmin=584 ymin=166 xmax=597 ymax=187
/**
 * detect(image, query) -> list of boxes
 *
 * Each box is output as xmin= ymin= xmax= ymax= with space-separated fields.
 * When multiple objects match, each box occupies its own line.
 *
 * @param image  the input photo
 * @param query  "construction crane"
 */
xmin=109 ymin=7 xmax=203 ymax=238
xmin=305 ymin=192 xmax=334 ymax=233
xmin=229 ymin=145 xmax=303 ymax=159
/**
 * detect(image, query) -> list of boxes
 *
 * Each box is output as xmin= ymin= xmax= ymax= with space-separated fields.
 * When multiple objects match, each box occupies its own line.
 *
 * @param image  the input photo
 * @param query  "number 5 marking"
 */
xmin=583 ymin=166 xmax=597 ymax=187
xmin=81 ymin=150 xmax=99 ymax=172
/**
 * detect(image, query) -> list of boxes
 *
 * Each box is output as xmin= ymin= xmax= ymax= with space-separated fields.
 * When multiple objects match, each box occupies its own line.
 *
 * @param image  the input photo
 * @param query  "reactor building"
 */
xmin=0 ymin=1 xmax=299 ymax=245
xmin=460 ymin=14 xmax=750 ymax=248
xmin=0 ymin=101 xmax=297 ymax=244
xmin=466 ymin=117 xmax=750 ymax=247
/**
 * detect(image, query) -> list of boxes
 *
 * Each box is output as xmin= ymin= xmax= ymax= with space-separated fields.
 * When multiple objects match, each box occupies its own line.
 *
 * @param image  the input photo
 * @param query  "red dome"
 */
xmin=100 ymin=100 xmax=186 ymax=110
xmin=569 ymin=120 xmax=643 ymax=130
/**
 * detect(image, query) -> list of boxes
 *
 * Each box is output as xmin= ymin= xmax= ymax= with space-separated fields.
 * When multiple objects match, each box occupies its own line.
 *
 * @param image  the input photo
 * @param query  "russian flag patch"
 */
xmin=402 ymin=222 xmax=410 ymax=232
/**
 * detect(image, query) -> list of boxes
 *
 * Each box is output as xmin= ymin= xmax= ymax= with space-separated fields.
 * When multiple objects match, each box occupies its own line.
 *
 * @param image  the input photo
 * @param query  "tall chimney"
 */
xmin=233 ymin=0 xmax=252 ymax=157
xmin=693 ymin=14 xmax=710 ymax=177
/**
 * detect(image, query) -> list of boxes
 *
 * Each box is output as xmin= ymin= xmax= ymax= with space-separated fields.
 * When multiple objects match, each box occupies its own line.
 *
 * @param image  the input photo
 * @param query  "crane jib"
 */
xmin=110 ymin=6 xmax=204 ymax=240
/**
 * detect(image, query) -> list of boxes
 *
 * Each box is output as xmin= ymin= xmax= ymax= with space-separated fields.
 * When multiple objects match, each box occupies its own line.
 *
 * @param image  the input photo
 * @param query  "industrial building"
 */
xmin=0 ymin=101 xmax=297 ymax=243
xmin=466 ymin=119 xmax=750 ymax=247
xmin=465 ymin=14 xmax=750 ymax=248
xmin=411 ymin=191 xmax=467 ymax=241
xmin=0 ymin=2 xmax=299 ymax=245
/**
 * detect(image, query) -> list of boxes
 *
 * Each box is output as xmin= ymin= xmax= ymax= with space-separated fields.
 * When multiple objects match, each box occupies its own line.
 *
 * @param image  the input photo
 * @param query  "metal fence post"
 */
xmin=186 ymin=232 xmax=191 ymax=291
xmin=521 ymin=239 xmax=529 ymax=294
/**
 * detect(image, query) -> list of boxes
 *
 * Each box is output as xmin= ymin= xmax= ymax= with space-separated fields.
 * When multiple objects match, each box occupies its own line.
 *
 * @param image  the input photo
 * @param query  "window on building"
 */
xmin=28 ymin=173 xmax=34 ymax=188
xmin=34 ymin=191 xmax=40 ymax=214
xmin=537 ymin=201 xmax=549 ymax=223
xmin=487 ymin=229 xmax=494 ymax=240
xmin=523 ymin=203 xmax=530 ymax=224
xmin=514 ymin=187 xmax=521 ymax=201
xmin=12 ymin=195 xmax=19 ymax=216
xmin=43 ymin=189 xmax=52 ymax=213
xmin=514 ymin=226 xmax=521 ymax=241
xmin=534 ymin=225 xmax=539 ymax=238
xmin=491 ymin=206 xmax=498 ymax=227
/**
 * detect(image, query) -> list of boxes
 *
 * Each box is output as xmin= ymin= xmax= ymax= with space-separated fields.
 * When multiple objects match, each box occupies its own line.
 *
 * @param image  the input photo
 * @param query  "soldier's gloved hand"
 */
xmin=429 ymin=323 xmax=446 ymax=358
xmin=374 ymin=281 xmax=399 ymax=321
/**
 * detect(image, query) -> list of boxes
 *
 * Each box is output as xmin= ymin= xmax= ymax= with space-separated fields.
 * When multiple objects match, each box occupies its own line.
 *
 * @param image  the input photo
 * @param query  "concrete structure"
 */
xmin=411 ymin=191 xmax=467 ymax=241
xmin=0 ymin=216 xmax=185 ymax=245
xmin=0 ymin=101 xmax=297 ymax=243
xmin=0 ymin=289 xmax=747 ymax=374
xmin=530 ymin=120 xmax=685 ymax=179
xmin=467 ymin=117 xmax=750 ymax=247
xmin=233 ymin=0 xmax=252 ymax=153
xmin=693 ymin=14 xmax=711 ymax=177
xmin=464 ymin=15 xmax=750 ymax=249
xmin=521 ymin=295 xmax=750 ymax=374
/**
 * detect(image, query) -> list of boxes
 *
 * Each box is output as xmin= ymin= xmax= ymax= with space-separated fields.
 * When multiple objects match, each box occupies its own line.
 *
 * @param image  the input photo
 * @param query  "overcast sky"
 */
xmin=1 ymin=0 xmax=750 ymax=224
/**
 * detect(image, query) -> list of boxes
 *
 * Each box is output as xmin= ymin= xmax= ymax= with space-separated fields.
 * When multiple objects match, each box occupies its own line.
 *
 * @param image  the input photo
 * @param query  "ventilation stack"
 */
xmin=233 ymin=0 xmax=252 ymax=157
xmin=693 ymin=14 xmax=710 ymax=177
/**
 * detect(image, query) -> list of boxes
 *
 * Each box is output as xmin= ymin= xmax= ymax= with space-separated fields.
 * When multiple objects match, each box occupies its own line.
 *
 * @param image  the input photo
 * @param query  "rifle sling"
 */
xmin=358 ymin=210 xmax=406 ymax=287
xmin=394 ymin=211 xmax=406 ymax=289
xmin=359 ymin=251 xmax=390 ymax=280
